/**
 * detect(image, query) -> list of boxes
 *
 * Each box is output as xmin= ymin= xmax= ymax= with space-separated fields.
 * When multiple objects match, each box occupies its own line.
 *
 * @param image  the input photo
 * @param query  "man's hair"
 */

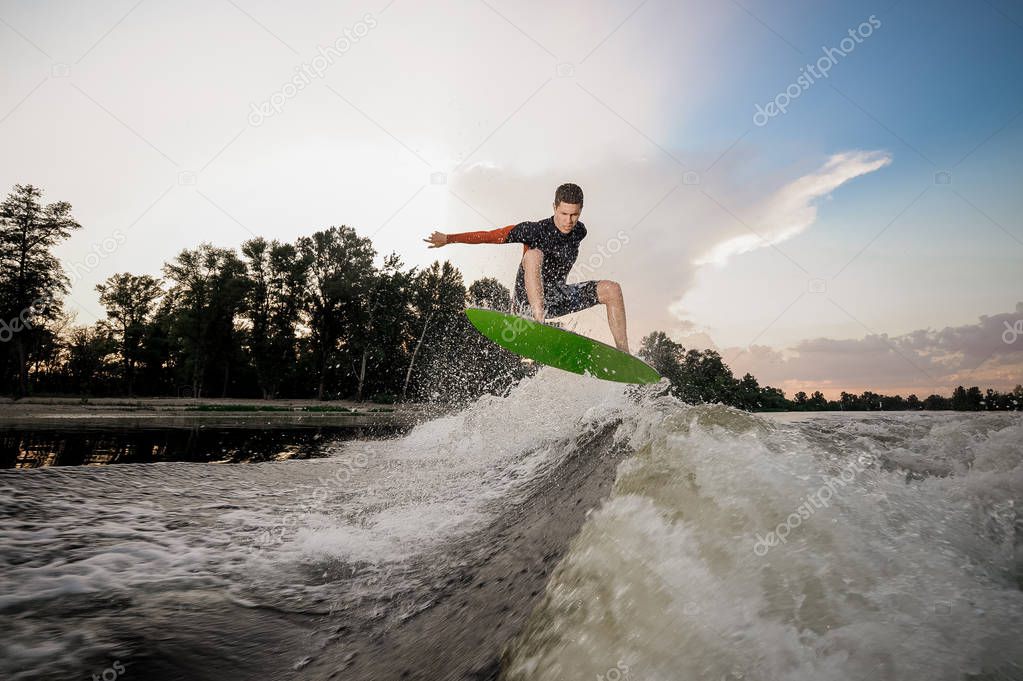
xmin=554 ymin=183 xmax=584 ymax=207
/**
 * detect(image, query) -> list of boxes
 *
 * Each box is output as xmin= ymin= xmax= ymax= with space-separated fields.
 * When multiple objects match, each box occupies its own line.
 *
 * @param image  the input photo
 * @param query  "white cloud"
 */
xmin=694 ymin=150 xmax=891 ymax=266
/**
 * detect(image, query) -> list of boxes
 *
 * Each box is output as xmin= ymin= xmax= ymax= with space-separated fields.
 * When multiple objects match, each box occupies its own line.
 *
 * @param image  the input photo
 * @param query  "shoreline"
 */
xmin=0 ymin=397 xmax=440 ymax=431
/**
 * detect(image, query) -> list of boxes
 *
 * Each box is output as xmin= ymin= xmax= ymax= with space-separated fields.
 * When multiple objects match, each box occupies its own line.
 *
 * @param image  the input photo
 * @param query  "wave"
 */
xmin=502 ymin=403 xmax=1023 ymax=681
xmin=3 ymin=368 xmax=1021 ymax=680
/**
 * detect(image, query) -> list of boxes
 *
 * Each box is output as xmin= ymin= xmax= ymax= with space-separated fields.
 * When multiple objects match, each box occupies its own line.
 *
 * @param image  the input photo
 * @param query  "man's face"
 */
xmin=553 ymin=202 xmax=582 ymax=233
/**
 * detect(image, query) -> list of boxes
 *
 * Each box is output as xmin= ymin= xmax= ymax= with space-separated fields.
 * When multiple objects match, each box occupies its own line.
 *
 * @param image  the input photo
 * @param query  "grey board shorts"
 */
xmin=512 ymin=280 xmax=600 ymax=319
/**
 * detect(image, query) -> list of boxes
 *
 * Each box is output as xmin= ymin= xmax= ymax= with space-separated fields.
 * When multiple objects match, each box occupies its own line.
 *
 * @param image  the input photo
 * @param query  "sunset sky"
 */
xmin=1 ymin=0 xmax=1021 ymax=398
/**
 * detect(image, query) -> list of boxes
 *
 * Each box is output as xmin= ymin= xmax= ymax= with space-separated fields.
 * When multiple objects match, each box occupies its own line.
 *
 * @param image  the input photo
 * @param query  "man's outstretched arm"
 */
xmin=423 ymin=224 xmax=516 ymax=248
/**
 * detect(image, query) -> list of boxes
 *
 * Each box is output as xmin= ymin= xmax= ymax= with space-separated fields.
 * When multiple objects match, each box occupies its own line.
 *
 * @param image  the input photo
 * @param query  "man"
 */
xmin=423 ymin=183 xmax=630 ymax=353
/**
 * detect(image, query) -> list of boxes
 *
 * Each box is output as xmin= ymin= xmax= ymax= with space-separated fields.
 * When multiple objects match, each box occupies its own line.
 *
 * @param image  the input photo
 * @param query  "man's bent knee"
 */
xmin=597 ymin=280 xmax=623 ymax=303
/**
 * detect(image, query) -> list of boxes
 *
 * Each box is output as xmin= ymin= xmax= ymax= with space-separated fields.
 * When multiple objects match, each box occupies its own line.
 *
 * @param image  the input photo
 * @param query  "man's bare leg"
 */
xmin=597 ymin=280 xmax=629 ymax=353
xmin=522 ymin=249 xmax=546 ymax=322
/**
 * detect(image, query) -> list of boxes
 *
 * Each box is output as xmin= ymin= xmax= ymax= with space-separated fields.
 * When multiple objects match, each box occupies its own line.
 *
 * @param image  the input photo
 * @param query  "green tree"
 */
xmin=351 ymin=253 xmax=417 ymax=401
xmin=95 ymin=273 xmax=163 ymax=395
xmin=0 ymin=184 xmax=81 ymax=396
xmin=297 ymin=226 xmax=376 ymax=400
xmin=923 ymin=394 xmax=950 ymax=410
xmin=64 ymin=324 xmax=116 ymax=395
xmin=240 ymin=238 xmax=310 ymax=399
xmin=461 ymin=277 xmax=529 ymax=399
xmin=163 ymin=244 xmax=247 ymax=398
xmin=860 ymin=391 xmax=881 ymax=410
xmin=809 ymin=391 xmax=828 ymax=410
xmin=950 ymin=385 xmax=984 ymax=411
xmin=759 ymin=385 xmax=788 ymax=410
xmin=403 ymin=260 xmax=466 ymax=401
xmin=964 ymin=386 xmax=983 ymax=410
xmin=733 ymin=373 xmax=761 ymax=410
xmin=638 ymin=331 xmax=686 ymax=397
xmin=880 ymin=394 xmax=905 ymax=410
xmin=467 ymin=277 xmax=512 ymax=311
xmin=679 ymin=349 xmax=737 ymax=404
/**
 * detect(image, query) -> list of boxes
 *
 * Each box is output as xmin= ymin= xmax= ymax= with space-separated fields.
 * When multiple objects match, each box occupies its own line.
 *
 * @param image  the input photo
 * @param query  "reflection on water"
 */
xmin=1 ymin=426 xmax=402 ymax=469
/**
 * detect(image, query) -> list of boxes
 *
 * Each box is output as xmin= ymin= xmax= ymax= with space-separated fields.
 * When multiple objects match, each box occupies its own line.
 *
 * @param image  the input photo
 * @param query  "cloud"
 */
xmin=694 ymin=150 xmax=892 ymax=266
xmin=725 ymin=302 xmax=1023 ymax=396
xmin=447 ymin=148 xmax=893 ymax=351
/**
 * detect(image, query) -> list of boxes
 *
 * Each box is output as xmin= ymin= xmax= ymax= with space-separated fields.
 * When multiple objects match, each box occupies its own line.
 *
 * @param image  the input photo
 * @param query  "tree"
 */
xmin=95 ymin=273 xmax=163 ymax=395
xmin=965 ymin=386 xmax=983 ymax=410
xmin=809 ymin=391 xmax=828 ymax=410
xmin=467 ymin=277 xmax=512 ymax=311
xmin=950 ymin=385 xmax=983 ymax=411
xmin=794 ymin=391 xmax=808 ymax=408
xmin=64 ymin=324 xmax=116 ymax=395
xmin=734 ymin=372 xmax=761 ymax=410
xmin=240 ymin=238 xmax=310 ymax=399
xmin=881 ymin=394 xmax=906 ymax=410
xmin=350 ymin=253 xmax=417 ymax=402
xmin=759 ymin=385 xmax=788 ymax=410
xmin=639 ymin=331 xmax=683 ymax=372
xmin=163 ymin=244 xmax=247 ymax=398
xmin=638 ymin=331 xmax=686 ymax=398
xmin=461 ymin=277 xmax=529 ymax=399
xmin=860 ymin=391 xmax=882 ymax=410
xmin=297 ymin=226 xmax=376 ymax=400
xmin=679 ymin=349 xmax=736 ymax=405
xmin=0 ymin=184 xmax=81 ymax=396
xmin=923 ymin=394 xmax=950 ymax=410
xmin=403 ymin=260 xmax=466 ymax=400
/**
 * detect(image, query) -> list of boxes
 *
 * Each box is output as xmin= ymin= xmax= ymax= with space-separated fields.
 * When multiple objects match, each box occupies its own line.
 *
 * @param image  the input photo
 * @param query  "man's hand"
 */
xmin=423 ymin=231 xmax=448 ymax=248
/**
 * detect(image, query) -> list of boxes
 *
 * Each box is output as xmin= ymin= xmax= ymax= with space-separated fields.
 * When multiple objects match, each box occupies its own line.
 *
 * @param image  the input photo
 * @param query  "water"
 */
xmin=0 ymin=426 xmax=399 ymax=468
xmin=1 ymin=370 xmax=1021 ymax=680
xmin=502 ymin=405 xmax=1023 ymax=681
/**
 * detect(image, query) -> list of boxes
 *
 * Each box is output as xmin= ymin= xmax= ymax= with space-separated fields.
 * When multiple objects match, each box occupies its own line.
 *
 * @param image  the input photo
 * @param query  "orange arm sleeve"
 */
xmin=446 ymin=224 xmax=516 ymax=245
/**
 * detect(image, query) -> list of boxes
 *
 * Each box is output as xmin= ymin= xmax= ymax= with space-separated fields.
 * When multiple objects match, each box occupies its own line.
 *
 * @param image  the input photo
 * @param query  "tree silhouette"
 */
xmin=96 ymin=273 xmax=163 ymax=395
xmin=0 ymin=184 xmax=81 ymax=397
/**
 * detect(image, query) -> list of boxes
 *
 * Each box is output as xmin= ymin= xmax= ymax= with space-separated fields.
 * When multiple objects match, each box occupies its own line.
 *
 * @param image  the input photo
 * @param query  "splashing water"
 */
xmin=502 ymin=402 xmax=1023 ymax=681
xmin=2 ymin=368 xmax=1021 ymax=680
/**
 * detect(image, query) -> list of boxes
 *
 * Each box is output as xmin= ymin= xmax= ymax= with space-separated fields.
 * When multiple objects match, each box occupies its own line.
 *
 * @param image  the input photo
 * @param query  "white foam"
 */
xmin=504 ymin=407 xmax=1023 ymax=681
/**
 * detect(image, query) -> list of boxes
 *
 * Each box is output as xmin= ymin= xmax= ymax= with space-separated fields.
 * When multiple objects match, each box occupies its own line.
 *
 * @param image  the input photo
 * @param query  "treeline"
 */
xmin=0 ymin=184 xmax=529 ymax=403
xmin=639 ymin=332 xmax=1022 ymax=411
xmin=2 ymin=183 xmax=1019 ymax=410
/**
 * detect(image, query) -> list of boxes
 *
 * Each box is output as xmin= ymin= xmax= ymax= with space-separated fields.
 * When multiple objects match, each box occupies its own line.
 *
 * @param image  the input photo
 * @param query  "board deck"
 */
xmin=464 ymin=307 xmax=662 ymax=385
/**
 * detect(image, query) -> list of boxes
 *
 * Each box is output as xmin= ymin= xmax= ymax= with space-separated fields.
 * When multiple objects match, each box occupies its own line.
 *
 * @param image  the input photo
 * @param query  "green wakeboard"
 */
xmin=464 ymin=307 xmax=662 ymax=385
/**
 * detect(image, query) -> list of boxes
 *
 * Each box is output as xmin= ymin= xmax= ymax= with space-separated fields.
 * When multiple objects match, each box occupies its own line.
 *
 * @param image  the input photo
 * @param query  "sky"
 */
xmin=1 ymin=0 xmax=1021 ymax=398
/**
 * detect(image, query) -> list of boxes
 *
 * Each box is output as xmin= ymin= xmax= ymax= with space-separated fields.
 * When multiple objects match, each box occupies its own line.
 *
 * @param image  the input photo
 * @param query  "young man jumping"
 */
xmin=423 ymin=183 xmax=630 ymax=353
